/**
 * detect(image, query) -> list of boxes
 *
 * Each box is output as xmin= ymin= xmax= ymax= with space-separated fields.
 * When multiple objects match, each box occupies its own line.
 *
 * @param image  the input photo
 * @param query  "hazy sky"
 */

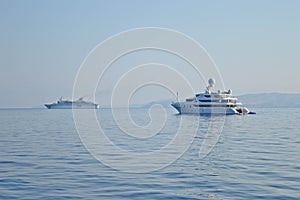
xmin=1 ymin=0 xmax=300 ymax=107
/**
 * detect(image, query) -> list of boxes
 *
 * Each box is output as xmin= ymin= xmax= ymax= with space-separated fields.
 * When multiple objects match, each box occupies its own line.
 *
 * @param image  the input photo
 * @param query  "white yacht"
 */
xmin=171 ymin=78 xmax=255 ymax=115
xmin=45 ymin=97 xmax=99 ymax=109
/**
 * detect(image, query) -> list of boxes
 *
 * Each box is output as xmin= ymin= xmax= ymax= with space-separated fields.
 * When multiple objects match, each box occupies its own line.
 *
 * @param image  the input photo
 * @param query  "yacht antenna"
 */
xmin=176 ymin=92 xmax=179 ymax=101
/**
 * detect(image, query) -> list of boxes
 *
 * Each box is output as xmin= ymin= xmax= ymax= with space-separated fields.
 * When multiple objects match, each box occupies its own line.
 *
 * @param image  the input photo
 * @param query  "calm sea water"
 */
xmin=0 ymin=107 xmax=299 ymax=199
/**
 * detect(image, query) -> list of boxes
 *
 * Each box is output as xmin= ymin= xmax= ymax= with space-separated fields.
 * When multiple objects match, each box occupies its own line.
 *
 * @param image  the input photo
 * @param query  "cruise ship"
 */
xmin=171 ymin=78 xmax=255 ymax=115
xmin=45 ymin=97 xmax=99 ymax=109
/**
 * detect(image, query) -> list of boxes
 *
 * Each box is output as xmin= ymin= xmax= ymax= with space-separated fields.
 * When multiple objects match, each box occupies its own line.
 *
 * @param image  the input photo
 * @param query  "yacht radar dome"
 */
xmin=208 ymin=78 xmax=215 ymax=87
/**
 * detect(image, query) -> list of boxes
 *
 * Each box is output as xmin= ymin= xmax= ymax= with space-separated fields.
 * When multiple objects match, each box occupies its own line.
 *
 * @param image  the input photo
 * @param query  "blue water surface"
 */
xmin=0 ymin=107 xmax=299 ymax=199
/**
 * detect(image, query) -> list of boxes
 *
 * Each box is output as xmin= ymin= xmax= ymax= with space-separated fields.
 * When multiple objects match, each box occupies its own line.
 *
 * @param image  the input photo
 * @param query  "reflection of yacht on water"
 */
xmin=171 ymin=78 xmax=256 ymax=115
xmin=45 ymin=97 xmax=99 ymax=109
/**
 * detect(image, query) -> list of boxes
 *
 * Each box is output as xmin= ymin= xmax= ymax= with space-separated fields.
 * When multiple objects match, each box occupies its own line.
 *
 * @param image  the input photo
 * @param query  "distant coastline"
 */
xmin=104 ymin=93 xmax=300 ymax=109
xmin=238 ymin=93 xmax=300 ymax=108
xmin=1 ymin=93 xmax=300 ymax=109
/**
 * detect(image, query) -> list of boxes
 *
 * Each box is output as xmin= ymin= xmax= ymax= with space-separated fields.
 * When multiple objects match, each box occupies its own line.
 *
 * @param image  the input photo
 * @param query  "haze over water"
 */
xmin=1 ymin=1 xmax=300 ymax=199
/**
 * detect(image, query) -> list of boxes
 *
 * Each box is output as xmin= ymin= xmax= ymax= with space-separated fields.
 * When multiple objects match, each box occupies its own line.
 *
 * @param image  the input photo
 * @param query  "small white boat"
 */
xmin=45 ymin=97 xmax=99 ymax=109
xmin=171 ymin=78 xmax=256 ymax=115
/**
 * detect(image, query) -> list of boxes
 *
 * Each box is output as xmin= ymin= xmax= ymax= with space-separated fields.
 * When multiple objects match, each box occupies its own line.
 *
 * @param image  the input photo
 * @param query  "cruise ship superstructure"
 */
xmin=171 ymin=78 xmax=255 ymax=115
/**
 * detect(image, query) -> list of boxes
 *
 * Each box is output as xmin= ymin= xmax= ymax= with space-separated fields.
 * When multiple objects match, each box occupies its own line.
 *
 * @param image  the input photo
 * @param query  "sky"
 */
xmin=0 ymin=0 xmax=300 ymax=107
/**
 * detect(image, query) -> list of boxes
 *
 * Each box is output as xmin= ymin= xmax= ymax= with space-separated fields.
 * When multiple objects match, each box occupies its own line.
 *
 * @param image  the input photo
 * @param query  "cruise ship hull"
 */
xmin=45 ymin=103 xmax=99 ymax=109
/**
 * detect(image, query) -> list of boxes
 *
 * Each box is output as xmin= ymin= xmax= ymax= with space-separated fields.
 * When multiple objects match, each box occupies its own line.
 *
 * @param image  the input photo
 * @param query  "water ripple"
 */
xmin=0 ymin=108 xmax=299 ymax=199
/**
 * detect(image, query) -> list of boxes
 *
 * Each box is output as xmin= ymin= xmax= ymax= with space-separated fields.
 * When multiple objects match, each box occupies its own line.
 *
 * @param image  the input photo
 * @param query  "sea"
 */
xmin=0 ymin=107 xmax=299 ymax=200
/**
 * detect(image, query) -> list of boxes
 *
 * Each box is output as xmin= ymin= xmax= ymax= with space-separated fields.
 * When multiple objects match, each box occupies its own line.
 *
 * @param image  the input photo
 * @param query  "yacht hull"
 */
xmin=171 ymin=102 xmax=239 ymax=115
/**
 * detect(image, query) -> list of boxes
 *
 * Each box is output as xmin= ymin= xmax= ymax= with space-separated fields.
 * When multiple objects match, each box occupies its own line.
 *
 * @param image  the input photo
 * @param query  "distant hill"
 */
xmin=137 ymin=93 xmax=300 ymax=108
xmin=100 ymin=100 xmax=173 ymax=109
xmin=101 ymin=93 xmax=300 ymax=109
xmin=129 ymin=100 xmax=173 ymax=108
xmin=238 ymin=93 xmax=300 ymax=108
